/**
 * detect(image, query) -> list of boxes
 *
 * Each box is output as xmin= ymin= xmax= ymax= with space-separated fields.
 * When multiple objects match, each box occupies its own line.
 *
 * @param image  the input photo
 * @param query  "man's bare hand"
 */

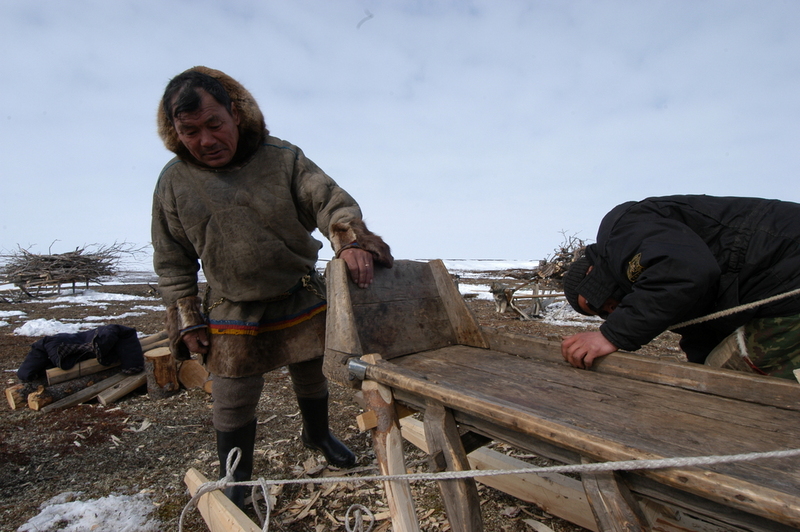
xmin=182 ymin=328 xmax=210 ymax=355
xmin=340 ymin=248 xmax=374 ymax=288
xmin=561 ymin=331 xmax=617 ymax=369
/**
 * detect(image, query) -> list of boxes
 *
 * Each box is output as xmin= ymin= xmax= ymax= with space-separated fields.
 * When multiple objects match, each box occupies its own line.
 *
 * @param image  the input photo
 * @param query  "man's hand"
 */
xmin=340 ymin=247 xmax=374 ymax=288
xmin=561 ymin=331 xmax=617 ymax=369
xmin=182 ymin=328 xmax=210 ymax=355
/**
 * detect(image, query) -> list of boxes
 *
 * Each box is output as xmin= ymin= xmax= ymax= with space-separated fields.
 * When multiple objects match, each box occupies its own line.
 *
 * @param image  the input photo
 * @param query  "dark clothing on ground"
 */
xmin=17 ymin=324 xmax=143 ymax=382
xmin=583 ymin=195 xmax=800 ymax=363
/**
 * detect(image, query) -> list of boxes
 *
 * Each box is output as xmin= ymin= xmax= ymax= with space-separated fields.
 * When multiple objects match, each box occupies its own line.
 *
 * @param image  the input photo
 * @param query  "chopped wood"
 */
xmin=13 ymin=369 xmax=119 ymax=411
xmin=46 ymin=358 xmax=120 ymax=385
xmin=145 ymin=346 xmax=179 ymax=399
xmin=97 ymin=372 xmax=147 ymax=405
xmin=28 ymin=385 xmax=54 ymax=410
xmin=178 ymin=359 xmax=212 ymax=393
xmin=5 ymin=384 xmax=25 ymax=410
xmin=40 ymin=372 xmax=128 ymax=413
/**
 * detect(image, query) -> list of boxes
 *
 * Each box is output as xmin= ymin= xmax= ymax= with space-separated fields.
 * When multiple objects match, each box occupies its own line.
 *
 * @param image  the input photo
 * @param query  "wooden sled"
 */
xmin=323 ymin=258 xmax=800 ymax=532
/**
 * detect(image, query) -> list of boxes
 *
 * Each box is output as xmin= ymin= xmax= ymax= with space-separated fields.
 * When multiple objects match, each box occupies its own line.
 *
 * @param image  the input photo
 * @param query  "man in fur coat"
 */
xmin=152 ymin=66 xmax=393 ymax=508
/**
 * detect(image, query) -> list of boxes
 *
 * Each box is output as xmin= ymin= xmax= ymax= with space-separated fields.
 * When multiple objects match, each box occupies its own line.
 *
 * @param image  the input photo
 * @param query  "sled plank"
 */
xmin=184 ymin=468 xmax=260 ymax=532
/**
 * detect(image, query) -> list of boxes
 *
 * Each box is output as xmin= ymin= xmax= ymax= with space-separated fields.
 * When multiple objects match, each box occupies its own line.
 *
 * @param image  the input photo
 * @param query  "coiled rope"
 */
xmin=178 ymin=446 xmax=800 ymax=531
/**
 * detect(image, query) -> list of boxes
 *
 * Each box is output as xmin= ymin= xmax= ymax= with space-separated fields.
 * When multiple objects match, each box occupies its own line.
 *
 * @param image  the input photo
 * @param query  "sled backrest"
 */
xmin=324 ymin=259 xmax=488 ymax=363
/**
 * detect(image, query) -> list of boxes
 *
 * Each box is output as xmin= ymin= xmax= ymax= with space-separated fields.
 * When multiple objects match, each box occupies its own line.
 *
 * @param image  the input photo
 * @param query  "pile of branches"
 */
xmin=0 ymin=243 xmax=136 ymax=295
xmin=502 ymin=233 xmax=586 ymax=288
xmin=533 ymin=233 xmax=586 ymax=284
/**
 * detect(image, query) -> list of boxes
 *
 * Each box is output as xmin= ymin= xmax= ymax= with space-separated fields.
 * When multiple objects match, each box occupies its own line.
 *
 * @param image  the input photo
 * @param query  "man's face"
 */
xmin=173 ymin=90 xmax=240 ymax=167
xmin=577 ymin=295 xmax=619 ymax=319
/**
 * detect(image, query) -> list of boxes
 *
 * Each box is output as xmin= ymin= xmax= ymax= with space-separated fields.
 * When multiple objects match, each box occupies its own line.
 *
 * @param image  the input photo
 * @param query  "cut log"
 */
xmin=19 ymin=369 xmax=120 ymax=411
xmin=144 ymin=346 xmax=179 ymax=399
xmin=40 ymin=372 xmax=128 ymax=412
xmin=97 ymin=372 xmax=147 ymax=405
xmin=5 ymin=384 xmax=26 ymax=410
xmin=28 ymin=385 xmax=54 ymax=410
xmin=178 ymin=359 xmax=212 ymax=393
xmin=47 ymin=358 xmax=120 ymax=385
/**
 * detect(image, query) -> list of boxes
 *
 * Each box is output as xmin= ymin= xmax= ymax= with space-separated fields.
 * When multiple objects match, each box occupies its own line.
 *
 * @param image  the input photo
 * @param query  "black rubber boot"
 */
xmin=297 ymin=395 xmax=356 ymax=468
xmin=216 ymin=417 xmax=257 ymax=510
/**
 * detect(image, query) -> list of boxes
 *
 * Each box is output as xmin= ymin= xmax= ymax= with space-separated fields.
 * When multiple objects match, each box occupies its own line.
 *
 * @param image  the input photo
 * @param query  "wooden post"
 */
xmin=580 ymin=457 xmax=647 ymax=532
xmin=361 ymin=354 xmax=420 ymax=532
xmin=423 ymin=400 xmax=483 ymax=532
xmin=144 ymin=346 xmax=179 ymax=399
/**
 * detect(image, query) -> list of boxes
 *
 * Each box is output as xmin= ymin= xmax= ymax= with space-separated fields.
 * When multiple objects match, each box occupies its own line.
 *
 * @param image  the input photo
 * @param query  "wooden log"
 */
xmin=178 ymin=359 xmax=212 ymax=393
xmin=97 ymin=372 xmax=147 ymax=405
xmin=184 ymin=467 xmax=261 ymax=532
xmin=139 ymin=330 xmax=168 ymax=350
xmin=19 ymin=369 xmax=119 ymax=411
xmin=28 ymin=385 xmax=54 ymax=410
xmin=361 ymin=354 xmax=421 ymax=532
xmin=47 ymin=358 xmax=120 ymax=385
xmin=40 ymin=372 xmax=128 ymax=412
xmin=423 ymin=400 xmax=483 ymax=532
xmin=5 ymin=384 xmax=26 ymax=410
xmin=144 ymin=346 xmax=179 ymax=399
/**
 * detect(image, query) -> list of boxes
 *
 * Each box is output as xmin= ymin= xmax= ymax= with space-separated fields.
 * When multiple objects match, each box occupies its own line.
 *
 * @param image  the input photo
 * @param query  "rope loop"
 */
xmin=345 ymin=504 xmax=375 ymax=532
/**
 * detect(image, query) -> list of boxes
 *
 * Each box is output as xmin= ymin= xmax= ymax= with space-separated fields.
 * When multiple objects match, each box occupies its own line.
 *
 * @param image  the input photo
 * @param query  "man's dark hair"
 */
xmin=162 ymin=71 xmax=233 ymax=122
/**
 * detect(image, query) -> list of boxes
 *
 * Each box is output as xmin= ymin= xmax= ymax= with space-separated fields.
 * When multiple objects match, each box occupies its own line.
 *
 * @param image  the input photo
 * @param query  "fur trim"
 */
xmin=165 ymin=296 xmax=206 ymax=361
xmin=156 ymin=66 xmax=267 ymax=167
xmin=331 ymin=220 xmax=394 ymax=268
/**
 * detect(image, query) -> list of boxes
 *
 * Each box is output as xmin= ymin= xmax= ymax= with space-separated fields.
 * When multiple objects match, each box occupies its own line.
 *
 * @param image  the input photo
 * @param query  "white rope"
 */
xmin=178 ymin=447 xmax=800 ymax=530
xmin=670 ymin=286 xmax=800 ymax=330
xmin=345 ymin=504 xmax=375 ymax=532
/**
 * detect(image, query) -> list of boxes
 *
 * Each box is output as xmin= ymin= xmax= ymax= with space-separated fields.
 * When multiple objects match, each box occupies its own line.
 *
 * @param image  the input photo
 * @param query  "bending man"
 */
xmin=561 ymin=195 xmax=800 ymax=379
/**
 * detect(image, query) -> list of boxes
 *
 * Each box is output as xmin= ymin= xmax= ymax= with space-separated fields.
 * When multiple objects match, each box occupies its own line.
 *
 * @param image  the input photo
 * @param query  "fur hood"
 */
xmin=156 ymin=66 xmax=267 ymax=168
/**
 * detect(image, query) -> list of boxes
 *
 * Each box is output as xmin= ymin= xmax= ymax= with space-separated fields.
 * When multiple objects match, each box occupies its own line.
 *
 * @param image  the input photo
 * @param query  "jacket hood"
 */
xmin=156 ymin=66 xmax=267 ymax=168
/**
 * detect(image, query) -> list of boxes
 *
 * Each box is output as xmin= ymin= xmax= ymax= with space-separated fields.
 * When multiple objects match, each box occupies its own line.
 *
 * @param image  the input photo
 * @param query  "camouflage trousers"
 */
xmin=705 ymin=314 xmax=800 ymax=381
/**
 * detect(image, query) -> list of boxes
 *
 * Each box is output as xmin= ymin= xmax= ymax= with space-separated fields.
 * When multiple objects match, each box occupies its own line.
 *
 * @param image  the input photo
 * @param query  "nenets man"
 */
xmin=152 ymin=66 xmax=393 ymax=508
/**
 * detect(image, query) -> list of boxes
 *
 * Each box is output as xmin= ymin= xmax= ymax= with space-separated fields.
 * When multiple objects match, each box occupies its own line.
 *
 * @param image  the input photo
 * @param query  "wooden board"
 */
xmin=483 ymin=328 xmax=800 ymax=411
xmin=364 ymin=346 xmax=800 ymax=529
xmin=184 ymin=468 xmax=260 ymax=532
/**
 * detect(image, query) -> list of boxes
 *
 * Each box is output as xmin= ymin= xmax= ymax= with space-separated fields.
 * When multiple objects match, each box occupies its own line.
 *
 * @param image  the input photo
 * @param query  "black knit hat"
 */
xmin=563 ymin=256 xmax=592 ymax=315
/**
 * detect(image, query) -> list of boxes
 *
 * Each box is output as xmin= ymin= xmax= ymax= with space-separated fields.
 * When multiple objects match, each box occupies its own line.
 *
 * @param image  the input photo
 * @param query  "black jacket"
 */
xmin=17 ymin=324 xmax=144 ymax=382
xmin=582 ymin=195 xmax=800 ymax=362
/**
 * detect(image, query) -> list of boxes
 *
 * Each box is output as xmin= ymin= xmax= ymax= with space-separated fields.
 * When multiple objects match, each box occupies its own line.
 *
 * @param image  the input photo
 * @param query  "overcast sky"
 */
xmin=2 ymin=1 xmax=799 ymax=264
